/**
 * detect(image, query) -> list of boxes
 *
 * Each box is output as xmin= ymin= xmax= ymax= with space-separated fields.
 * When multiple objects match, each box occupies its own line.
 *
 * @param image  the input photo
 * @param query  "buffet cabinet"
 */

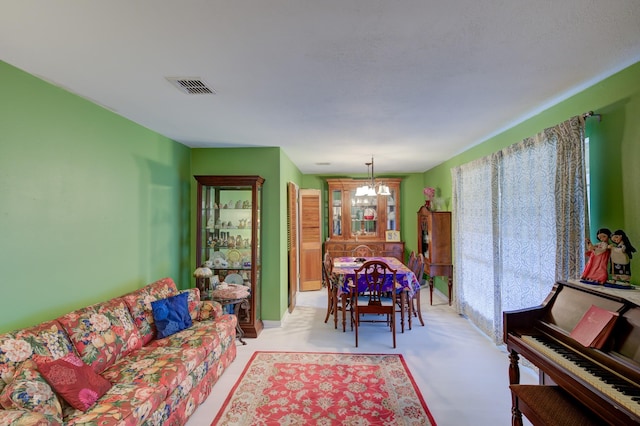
xmin=417 ymin=204 xmax=453 ymax=305
xmin=325 ymin=178 xmax=404 ymax=260
xmin=194 ymin=175 xmax=264 ymax=337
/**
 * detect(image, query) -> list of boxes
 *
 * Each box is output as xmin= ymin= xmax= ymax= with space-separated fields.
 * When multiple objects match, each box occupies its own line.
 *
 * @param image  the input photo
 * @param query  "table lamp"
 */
xmin=193 ymin=265 xmax=213 ymax=295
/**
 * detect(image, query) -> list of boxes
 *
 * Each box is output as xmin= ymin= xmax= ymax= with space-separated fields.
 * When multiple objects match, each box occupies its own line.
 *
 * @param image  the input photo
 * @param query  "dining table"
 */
xmin=331 ymin=256 xmax=422 ymax=332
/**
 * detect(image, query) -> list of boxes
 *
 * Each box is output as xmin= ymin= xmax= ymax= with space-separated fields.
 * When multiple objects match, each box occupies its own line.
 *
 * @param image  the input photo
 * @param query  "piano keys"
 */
xmin=504 ymin=280 xmax=640 ymax=425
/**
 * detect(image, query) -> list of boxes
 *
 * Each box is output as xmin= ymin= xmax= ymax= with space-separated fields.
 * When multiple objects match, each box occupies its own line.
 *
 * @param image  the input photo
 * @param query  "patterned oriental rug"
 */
xmin=211 ymin=351 xmax=437 ymax=425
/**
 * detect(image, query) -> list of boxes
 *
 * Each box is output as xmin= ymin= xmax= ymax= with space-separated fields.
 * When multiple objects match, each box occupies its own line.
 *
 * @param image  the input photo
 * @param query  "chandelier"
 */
xmin=355 ymin=157 xmax=391 ymax=197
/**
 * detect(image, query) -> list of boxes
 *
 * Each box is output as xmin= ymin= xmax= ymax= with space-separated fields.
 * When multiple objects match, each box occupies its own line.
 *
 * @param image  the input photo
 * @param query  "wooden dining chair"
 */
xmin=352 ymin=244 xmax=375 ymax=257
xmin=322 ymin=253 xmax=350 ymax=330
xmin=352 ymin=260 xmax=398 ymax=348
xmin=322 ymin=252 xmax=334 ymax=323
xmin=410 ymin=254 xmax=425 ymax=326
xmin=407 ymin=251 xmax=417 ymax=273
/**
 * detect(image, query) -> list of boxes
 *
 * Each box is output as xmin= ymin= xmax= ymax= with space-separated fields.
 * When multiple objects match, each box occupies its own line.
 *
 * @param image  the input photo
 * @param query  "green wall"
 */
xmin=190 ymin=148 xmax=304 ymax=322
xmin=0 ymin=61 xmax=192 ymax=333
xmin=422 ymin=61 xmax=640 ymax=291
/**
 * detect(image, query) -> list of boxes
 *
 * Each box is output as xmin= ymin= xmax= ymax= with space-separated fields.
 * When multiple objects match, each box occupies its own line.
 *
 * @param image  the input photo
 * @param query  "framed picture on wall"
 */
xmin=385 ymin=230 xmax=400 ymax=242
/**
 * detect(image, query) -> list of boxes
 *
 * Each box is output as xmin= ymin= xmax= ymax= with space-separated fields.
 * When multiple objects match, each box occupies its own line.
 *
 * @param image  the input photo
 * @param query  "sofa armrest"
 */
xmin=197 ymin=299 xmax=224 ymax=321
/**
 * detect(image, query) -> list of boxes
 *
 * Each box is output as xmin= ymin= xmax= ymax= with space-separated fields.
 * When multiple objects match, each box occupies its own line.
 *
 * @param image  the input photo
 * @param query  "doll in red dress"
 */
xmin=580 ymin=228 xmax=611 ymax=284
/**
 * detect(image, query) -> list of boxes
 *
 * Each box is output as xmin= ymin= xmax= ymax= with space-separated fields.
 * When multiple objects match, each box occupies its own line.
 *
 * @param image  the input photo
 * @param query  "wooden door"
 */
xmin=300 ymin=189 xmax=322 ymax=291
xmin=287 ymin=182 xmax=299 ymax=312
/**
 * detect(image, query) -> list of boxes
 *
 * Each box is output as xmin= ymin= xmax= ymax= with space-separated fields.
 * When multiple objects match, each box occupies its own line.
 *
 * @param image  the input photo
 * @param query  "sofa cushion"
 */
xmin=57 ymin=298 xmax=142 ymax=374
xmin=122 ymin=277 xmax=179 ymax=345
xmin=147 ymin=318 xmax=232 ymax=357
xmin=0 ymin=409 xmax=63 ymax=426
xmin=198 ymin=299 xmax=224 ymax=321
xmin=151 ymin=293 xmax=192 ymax=339
xmin=64 ymin=383 xmax=167 ymax=426
xmin=0 ymin=321 xmax=75 ymax=393
xmin=101 ymin=346 xmax=193 ymax=392
xmin=180 ymin=288 xmax=202 ymax=322
xmin=36 ymin=352 xmax=112 ymax=412
xmin=0 ymin=360 xmax=63 ymax=423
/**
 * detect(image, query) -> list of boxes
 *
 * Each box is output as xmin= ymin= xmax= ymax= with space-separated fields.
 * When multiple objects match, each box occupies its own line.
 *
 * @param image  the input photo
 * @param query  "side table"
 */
xmin=212 ymin=295 xmax=249 ymax=345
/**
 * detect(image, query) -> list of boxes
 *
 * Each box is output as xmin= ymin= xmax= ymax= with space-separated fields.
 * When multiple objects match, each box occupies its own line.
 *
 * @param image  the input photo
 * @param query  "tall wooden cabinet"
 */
xmin=325 ymin=178 xmax=404 ymax=260
xmin=195 ymin=175 xmax=264 ymax=338
xmin=417 ymin=204 xmax=453 ymax=305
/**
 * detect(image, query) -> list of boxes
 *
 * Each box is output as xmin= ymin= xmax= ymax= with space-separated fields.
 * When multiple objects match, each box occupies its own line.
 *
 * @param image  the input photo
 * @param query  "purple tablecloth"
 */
xmin=332 ymin=256 xmax=420 ymax=298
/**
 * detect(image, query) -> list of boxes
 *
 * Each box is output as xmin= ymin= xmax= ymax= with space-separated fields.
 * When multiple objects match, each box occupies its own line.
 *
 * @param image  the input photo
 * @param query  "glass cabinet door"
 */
xmin=331 ymin=188 xmax=342 ymax=237
xmin=386 ymin=187 xmax=398 ymax=231
xmin=350 ymin=190 xmax=378 ymax=237
xmin=195 ymin=175 xmax=264 ymax=338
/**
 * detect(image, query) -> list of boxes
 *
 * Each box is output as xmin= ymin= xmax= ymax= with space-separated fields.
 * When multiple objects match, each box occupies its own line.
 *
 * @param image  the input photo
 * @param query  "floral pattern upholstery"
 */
xmin=180 ymin=288 xmax=202 ymax=322
xmin=122 ymin=277 xmax=179 ymax=346
xmin=0 ymin=320 xmax=75 ymax=393
xmin=198 ymin=299 xmax=223 ymax=321
xmin=58 ymin=298 xmax=143 ymax=374
xmin=0 ymin=360 xmax=63 ymax=425
xmin=0 ymin=277 xmax=237 ymax=425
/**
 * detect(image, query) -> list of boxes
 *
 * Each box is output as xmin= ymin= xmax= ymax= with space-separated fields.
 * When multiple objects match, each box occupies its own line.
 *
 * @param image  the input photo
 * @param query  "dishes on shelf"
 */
xmin=227 ymin=249 xmax=242 ymax=263
xmin=225 ymin=273 xmax=244 ymax=285
xmin=210 ymin=251 xmax=226 ymax=260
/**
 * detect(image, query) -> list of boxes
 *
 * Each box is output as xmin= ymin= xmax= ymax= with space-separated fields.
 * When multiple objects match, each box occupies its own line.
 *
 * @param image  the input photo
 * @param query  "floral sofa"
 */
xmin=0 ymin=277 xmax=237 ymax=425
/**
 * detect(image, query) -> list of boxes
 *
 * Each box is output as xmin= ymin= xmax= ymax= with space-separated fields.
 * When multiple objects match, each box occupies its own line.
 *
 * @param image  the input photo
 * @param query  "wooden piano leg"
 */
xmin=511 ymin=397 xmax=524 ymax=426
xmin=508 ymin=350 xmax=523 ymax=426
xmin=508 ymin=350 xmax=521 ymax=385
xmin=447 ymin=275 xmax=453 ymax=306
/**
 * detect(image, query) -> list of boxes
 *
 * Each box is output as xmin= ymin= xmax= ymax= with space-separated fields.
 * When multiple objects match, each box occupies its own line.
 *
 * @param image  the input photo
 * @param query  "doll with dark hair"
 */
xmin=609 ymin=229 xmax=636 ymax=283
xmin=580 ymin=228 xmax=611 ymax=284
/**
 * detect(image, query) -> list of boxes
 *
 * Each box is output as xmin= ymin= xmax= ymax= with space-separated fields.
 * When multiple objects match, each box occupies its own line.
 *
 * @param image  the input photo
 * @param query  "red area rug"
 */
xmin=212 ymin=351 xmax=436 ymax=425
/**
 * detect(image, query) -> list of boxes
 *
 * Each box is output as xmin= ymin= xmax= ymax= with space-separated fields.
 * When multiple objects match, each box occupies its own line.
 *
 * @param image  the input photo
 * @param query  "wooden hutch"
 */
xmin=417 ymin=203 xmax=453 ymax=305
xmin=325 ymin=178 xmax=404 ymax=260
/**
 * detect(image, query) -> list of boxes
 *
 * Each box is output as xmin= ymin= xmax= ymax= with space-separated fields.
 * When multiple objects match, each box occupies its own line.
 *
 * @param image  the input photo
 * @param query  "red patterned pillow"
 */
xmin=36 ymin=352 xmax=111 ymax=411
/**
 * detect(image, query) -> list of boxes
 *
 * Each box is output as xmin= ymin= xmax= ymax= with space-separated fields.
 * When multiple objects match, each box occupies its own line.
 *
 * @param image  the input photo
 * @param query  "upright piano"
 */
xmin=504 ymin=280 xmax=640 ymax=425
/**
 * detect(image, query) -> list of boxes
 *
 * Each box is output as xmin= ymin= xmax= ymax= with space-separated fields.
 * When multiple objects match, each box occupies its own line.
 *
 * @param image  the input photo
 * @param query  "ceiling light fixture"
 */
xmin=355 ymin=156 xmax=390 ymax=197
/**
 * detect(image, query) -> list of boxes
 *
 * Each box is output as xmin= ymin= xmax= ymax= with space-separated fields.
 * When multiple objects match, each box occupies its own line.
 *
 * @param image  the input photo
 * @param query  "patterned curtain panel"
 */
xmin=553 ymin=116 xmax=588 ymax=281
xmin=451 ymin=156 xmax=498 ymax=340
xmin=451 ymin=116 xmax=586 ymax=344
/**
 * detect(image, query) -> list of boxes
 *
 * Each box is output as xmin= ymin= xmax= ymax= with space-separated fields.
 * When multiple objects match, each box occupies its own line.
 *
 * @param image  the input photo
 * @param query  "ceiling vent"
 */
xmin=166 ymin=77 xmax=215 ymax=95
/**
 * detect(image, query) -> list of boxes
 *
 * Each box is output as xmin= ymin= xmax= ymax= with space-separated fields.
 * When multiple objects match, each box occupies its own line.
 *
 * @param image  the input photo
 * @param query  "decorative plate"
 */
xmin=227 ymin=249 xmax=242 ymax=263
xmin=225 ymin=273 xmax=244 ymax=284
xmin=210 ymin=251 xmax=226 ymax=260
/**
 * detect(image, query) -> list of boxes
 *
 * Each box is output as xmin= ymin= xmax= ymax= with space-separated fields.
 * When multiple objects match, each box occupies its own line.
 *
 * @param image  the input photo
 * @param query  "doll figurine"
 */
xmin=609 ymin=229 xmax=636 ymax=283
xmin=580 ymin=228 xmax=611 ymax=284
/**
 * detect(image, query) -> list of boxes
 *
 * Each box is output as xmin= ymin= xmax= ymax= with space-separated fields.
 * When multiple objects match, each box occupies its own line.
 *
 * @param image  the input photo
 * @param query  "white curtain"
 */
xmin=452 ymin=116 xmax=586 ymax=344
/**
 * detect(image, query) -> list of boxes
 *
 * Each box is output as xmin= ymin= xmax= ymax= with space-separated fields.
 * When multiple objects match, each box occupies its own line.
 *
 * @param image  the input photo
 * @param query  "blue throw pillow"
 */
xmin=151 ymin=292 xmax=193 ymax=339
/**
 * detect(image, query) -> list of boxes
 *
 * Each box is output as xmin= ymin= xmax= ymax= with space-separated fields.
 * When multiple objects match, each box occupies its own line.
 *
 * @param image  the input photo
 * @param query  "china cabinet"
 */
xmin=417 ymin=204 xmax=453 ymax=305
xmin=194 ymin=175 xmax=264 ymax=337
xmin=325 ymin=178 xmax=404 ymax=260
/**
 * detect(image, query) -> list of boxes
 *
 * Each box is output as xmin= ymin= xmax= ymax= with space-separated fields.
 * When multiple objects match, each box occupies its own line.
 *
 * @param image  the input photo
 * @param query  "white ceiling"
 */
xmin=2 ymin=1 xmax=640 ymax=174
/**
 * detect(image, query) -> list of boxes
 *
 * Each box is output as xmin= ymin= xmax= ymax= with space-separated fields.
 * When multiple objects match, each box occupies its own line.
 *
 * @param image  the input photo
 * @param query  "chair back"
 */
xmin=352 ymin=244 xmax=375 ymax=257
xmin=352 ymin=260 xmax=398 ymax=348
xmin=407 ymin=251 xmax=417 ymax=272
xmin=413 ymin=254 xmax=424 ymax=283
xmin=322 ymin=252 xmax=334 ymax=285
xmin=354 ymin=260 xmax=397 ymax=306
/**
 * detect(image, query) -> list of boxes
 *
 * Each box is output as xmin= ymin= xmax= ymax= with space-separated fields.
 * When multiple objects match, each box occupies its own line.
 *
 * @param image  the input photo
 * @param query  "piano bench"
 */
xmin=509 ymin=385 xmax=604 ymax=426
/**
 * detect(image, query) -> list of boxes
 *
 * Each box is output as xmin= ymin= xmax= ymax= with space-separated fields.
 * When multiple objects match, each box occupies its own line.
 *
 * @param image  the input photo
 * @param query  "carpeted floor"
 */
xmin=186 ymin=289 xmax=537 ymax=426
xmin=211 ymin=351 xmax=436 ymax=426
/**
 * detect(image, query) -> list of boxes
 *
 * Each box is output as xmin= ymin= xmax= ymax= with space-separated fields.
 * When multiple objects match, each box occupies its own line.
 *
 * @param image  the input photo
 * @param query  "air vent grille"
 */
xmin=166 ymin=77 xmax=215 ymax=95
